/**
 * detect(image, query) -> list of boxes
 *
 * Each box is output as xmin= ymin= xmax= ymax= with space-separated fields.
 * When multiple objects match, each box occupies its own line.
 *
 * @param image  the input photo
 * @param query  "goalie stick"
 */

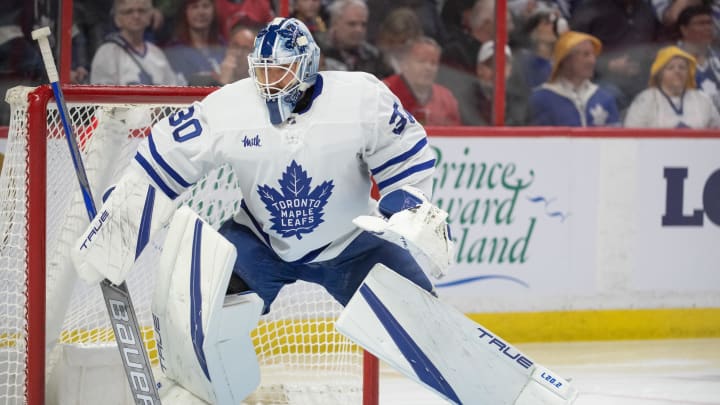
xmin=32 ymin=27 xmax=162 ymax=404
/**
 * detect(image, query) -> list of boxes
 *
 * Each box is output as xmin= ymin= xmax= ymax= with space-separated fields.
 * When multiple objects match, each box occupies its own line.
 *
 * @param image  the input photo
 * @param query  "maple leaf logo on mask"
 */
xmin=257 ymin=160 xmax=334 ymax=239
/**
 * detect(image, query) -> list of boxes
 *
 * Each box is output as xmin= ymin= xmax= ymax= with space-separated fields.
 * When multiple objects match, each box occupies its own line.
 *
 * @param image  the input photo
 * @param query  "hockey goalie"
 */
xmin=71 ymin=17 xmax=578 ymax=404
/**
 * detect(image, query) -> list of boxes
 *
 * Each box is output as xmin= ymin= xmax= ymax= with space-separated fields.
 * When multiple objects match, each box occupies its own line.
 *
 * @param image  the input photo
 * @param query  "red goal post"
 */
xmin=0 ymin=84 xmax=379 ymax=405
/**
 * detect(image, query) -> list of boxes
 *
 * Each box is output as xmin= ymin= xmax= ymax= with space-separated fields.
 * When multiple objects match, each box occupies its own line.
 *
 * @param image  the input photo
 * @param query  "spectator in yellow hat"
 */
xmin=529 ymin=30 xmax=620 ymax=126
xmin=625 ymin=45 xmax=720 ymax=128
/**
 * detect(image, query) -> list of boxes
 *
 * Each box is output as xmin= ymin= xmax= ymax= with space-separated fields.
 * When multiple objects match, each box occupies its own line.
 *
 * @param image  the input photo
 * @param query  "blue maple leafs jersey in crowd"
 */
xmin=132 ymin=71 xmax=436 ymax=263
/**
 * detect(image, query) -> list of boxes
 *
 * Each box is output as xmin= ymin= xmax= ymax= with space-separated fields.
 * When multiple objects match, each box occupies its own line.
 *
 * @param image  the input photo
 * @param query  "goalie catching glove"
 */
xmin=353 ymin=186 xmax=454 ymax=278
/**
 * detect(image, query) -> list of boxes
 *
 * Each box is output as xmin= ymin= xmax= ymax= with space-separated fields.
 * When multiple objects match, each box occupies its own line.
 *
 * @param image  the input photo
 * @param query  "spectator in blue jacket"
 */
xmin=529 ymin=30 xmax=620 ymax=126
xmin=677 ymin=5 xmax=720 ymax=113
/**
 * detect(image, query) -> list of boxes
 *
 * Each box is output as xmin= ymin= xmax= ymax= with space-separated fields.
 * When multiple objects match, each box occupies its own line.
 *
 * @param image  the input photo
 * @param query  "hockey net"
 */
xmin=0 ymin=85 xmax=378 ymax=405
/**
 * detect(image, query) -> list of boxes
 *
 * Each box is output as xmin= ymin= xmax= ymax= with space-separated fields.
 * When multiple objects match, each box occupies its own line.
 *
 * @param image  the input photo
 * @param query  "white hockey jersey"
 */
xmin=133 ymin=71 xmax=436 ymax=263
xmin=624 ymin=87 xmax=720 ymax=129
xmin=90 ymin=38 xmax=183 ymax=86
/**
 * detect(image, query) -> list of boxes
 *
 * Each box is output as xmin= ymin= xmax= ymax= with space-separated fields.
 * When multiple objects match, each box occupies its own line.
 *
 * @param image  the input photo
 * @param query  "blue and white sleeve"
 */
xmin=363 ymin=81 xmax=436 ymax=198
xmin=132 ymin=101 xmax=218 ymax=199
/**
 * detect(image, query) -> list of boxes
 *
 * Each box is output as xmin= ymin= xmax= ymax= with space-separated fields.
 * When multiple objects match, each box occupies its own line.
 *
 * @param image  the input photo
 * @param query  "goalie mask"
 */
xmin=249 ymin=18 xmax=320 ymax=125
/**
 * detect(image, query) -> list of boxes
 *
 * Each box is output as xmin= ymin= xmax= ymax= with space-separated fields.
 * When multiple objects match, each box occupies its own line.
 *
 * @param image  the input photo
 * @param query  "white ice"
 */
xmin=379 ymin=338 xmax=720 ymax=404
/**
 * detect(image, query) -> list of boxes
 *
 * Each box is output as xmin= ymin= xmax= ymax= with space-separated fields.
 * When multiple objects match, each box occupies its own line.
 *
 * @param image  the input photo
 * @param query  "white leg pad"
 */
xmin=335 ymin=264 xmax=579 ymax=405
xmin=152 ymin=206 xmax=264 ymax=404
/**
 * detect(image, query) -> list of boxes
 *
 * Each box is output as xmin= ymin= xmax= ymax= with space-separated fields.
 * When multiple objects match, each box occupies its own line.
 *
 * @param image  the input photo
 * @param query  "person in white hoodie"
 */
xmin=90 ymin=0 xmax=182 ymax=85
xmin=624 ymin=45 xmax=720 ymax=128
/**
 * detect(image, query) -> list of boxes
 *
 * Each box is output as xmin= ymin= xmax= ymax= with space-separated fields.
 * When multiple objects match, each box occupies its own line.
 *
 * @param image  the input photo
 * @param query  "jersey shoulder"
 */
xmin=318 ymin=71 xmax=394 ymax=106
xmin=319 ymin=71 xmax=387 ymax=95
xmin=314 ymin=72 xmax=391 ymax=124
xmin=199 ymin=78 xmax=267 ymax=128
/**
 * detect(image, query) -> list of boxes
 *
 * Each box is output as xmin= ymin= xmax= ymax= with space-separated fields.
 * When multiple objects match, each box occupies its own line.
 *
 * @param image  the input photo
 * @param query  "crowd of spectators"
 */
xmin=2 ymin=0 xmax=720 ymax=128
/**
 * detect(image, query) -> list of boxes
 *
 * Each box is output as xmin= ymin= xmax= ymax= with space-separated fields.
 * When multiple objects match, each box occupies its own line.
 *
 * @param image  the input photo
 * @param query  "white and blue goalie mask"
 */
xmin=248 ymin=18 xmax=320 ymax=125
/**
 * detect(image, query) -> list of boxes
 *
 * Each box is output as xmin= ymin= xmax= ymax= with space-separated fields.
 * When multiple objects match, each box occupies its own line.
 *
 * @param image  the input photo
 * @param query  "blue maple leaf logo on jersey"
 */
xmin=257 ymin=160 xmax=334 ymax=239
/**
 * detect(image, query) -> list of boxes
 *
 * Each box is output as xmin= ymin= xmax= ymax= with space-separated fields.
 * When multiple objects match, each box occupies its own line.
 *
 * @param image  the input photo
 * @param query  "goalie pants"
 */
xmin=218 ymin=220 xmax=435 ymax=314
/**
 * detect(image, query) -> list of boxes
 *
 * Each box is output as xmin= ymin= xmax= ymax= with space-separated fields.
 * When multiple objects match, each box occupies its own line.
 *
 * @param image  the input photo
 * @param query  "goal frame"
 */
xmin=20 ymin=84 xmax=379 ymax=405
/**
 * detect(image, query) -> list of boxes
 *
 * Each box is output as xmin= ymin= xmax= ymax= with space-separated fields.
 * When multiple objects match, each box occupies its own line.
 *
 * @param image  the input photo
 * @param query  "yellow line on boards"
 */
xmin=467 ymin=308 xmax=720 ymax=342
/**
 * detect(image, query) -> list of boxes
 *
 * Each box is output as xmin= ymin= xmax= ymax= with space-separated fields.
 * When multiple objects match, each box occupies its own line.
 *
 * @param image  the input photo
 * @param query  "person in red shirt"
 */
xmin=383 ymin=36 xmax=461 ymax=126
xmin=214 ymin=0 xmax=273 ymax=39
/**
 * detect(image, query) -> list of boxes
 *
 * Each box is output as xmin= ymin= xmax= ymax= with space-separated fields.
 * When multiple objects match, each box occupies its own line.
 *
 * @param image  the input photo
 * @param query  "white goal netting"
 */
xmin=0 ymin=85 xmax=367 ymax=405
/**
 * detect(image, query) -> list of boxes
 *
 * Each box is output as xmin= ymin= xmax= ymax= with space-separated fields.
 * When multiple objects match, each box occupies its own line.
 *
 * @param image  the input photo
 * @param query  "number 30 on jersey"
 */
xmin=169 ymin=106 xmax=202 ymax=142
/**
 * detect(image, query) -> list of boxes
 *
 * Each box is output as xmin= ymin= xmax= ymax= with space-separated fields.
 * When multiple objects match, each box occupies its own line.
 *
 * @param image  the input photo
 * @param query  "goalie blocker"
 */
xmin=336 ymin=264 xmax=579 ymax=405
xmin=71 ymin=167 xmax=177 ymax=285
